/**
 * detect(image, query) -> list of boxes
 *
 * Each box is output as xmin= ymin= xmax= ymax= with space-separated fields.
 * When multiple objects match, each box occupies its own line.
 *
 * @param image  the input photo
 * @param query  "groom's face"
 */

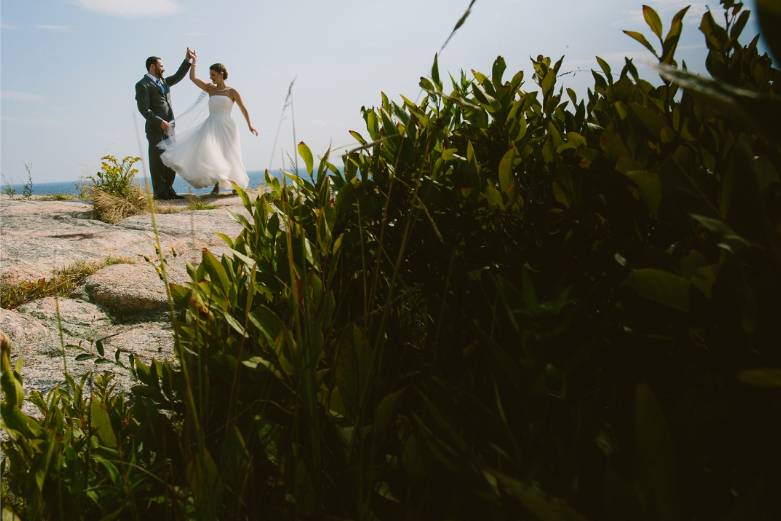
xmin=150 ymin=59 xmax=164 ymax=78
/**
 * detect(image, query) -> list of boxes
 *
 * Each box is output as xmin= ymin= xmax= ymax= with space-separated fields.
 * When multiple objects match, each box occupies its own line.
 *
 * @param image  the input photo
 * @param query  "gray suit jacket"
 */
xmin=135 ymin=59 xmax=191 ymax=140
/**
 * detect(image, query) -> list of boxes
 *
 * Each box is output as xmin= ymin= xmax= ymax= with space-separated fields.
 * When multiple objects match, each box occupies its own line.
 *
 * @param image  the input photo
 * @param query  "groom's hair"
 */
xmin=145 ymin=56 xmax=161 ymax=71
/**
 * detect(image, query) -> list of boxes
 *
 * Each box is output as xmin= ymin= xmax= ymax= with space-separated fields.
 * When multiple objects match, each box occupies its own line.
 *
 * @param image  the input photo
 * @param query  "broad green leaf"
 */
xmin=541 ymin=70 xmax=556 ymax=97
xmin=662 ymin=6 xmax=690 ymax=63
xmin=626 ymin=170 xmax=662 ymax=214
xmin=349 ymin=130 xmax=367 ymax=145
xmin=566 ymin=87 xmax=578 ymax=105
xmin=692 ymin=265 xmax=717 ymax=299
xmin=374 ymin=389 xmax=404 ymax=438
xmin=484 ymin=183 xmax=503 ymax=208
xmin=629 ymin=103 xmax=666 ymax=137
xmin=625 ymin=269 xmax=690 ymax=312
xmin=187 ymin=447 xmax=222 ymax=518
xmin=623 ymin=30 xmax=658 ymax=57
xmin=700 ymin=10 xmax=728 ymax=51
xmin=431 ymin=53 xmax=442 ymax=89
xmin=419 ymin=76 xmax=436 ymax=92
xmin=297 ymin=141 xmax=314 ymax=176
xmin=689 ymin=214 xmax=751 ymax=252
xmin=595 ymin=56 xmax=612 ymax=82
xmin=566 ymin=131 xmax=587 ymax=148
xmin=90 ymin=397 xmax=117 ymax=448
xmin=643 ymin=5 xmax=663 ymax=39
xmin=202 ymin=249 xmax=230 ymax=293
xmin=402 ymin=435 xmax=428 ymax=481
xmin=223 ymin=312 xmax=249 ymax=338
xmin=636 ymin=384 xmax=678 ymax=521
xmin=492 ymin=55 xmax=507 ymax=88
xmin=758 ymin=0 xmax=781 ymax=62
xmin=730 ymin=10 xmax=750 ymax=40
xmin=472 ymin=70 xmax=488 ymax=84
xmin=738 ymin=369 xmax=781 ymax=388
xmin=490 ymin=471 xmax=588 ymax=521
xmin=0 ymin=341 xmax=24 ymax=408
xmin=366 ymin=110 xmax=379 ymax=139
xmin=498 ymin=146 xmax=517 ymax=196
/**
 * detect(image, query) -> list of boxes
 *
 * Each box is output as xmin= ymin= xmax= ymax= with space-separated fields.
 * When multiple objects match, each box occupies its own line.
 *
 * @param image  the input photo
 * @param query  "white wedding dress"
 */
xmin=158 ymin=93 xmax=249 ymax=191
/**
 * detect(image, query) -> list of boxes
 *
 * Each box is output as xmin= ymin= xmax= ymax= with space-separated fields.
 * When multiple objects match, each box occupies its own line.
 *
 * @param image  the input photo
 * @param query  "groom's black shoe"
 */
xmin=164 ymin=191 xmax=184 ymax=200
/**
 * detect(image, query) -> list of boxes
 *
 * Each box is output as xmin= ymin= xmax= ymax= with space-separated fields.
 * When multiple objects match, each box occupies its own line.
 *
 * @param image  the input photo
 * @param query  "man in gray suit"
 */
xmin=135 ymin=49 xmax=194 ymax=199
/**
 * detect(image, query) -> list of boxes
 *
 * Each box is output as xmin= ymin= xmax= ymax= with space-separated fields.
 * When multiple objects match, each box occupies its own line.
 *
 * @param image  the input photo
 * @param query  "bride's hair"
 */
xmin=210 ymin=63 xmax=228 ymax=80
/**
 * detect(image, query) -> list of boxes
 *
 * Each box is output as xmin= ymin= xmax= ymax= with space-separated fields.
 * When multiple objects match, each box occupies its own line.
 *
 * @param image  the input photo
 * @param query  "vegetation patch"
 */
xmin=85 ymin=155 xmax=147 ymax=223
xmin=185 ymin=196 xmax=217 ymax=211
xmin=1 ymin=2 xmax=780 ymax=520
xmin=0 ymin=257 xmax=135 ymax=309
xmin=91 ymin=187 xmax=146 ymax=223
xmin=37 ymin=193 xmax=78 ymax=201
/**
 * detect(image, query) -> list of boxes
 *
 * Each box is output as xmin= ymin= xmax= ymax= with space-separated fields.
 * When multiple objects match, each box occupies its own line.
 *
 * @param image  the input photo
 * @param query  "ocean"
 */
xmin=1 ymin=170 xmax=285 ymax=196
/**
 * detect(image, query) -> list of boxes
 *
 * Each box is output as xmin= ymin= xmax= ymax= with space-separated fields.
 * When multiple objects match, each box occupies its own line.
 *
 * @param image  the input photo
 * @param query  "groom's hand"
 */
xmin=161 ymin=120 xmax=171 ymax=133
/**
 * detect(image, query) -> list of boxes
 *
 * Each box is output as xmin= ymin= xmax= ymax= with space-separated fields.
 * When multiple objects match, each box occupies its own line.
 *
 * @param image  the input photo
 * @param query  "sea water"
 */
xmin=0 ymin=170 xmax=288 ymax=196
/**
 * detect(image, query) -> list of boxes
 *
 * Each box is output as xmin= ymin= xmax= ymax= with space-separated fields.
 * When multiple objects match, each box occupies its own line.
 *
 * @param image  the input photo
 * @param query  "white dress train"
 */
xmin=158 ymin=94 xmax=249 ymax=191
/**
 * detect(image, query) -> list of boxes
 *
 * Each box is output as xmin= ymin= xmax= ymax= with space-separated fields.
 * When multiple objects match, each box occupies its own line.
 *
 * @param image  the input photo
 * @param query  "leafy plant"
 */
xmin=86 ymin=155 xmax=146 ymax=223
xmin=88 ymin=155 xmax=141 ymax=198
xmin=2 ymin=2 xmax=780 ymax=520
xmin=0 ymin=332 xmax=189 ymax=520
xmin=21 ymin=163 xmax=33 ymax=199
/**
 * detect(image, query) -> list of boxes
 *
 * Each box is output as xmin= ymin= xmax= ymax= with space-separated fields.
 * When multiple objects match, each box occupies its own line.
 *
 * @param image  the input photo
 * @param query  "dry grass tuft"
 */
xmin=92 ymin=187 xmax=146 ymax=224
xmin=0 ymin=257 xmax=135 ymax=309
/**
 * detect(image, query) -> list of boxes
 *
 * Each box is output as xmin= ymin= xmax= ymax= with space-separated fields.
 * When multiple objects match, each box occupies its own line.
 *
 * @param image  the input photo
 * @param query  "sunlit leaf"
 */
xmin=643 ymin=5 xmax=663 ymax=39
xmin=738 ymin=369 xmax=781 ymax=388
xmin=498 ymin=146 xmax=517 ymax=196
xmin=623 ymin=30 xmax=658 ymax=57
xmin=625 ymin=269 xmax=690 ymax=312
xmin=297 ymin=141 xmax=314 ymax=176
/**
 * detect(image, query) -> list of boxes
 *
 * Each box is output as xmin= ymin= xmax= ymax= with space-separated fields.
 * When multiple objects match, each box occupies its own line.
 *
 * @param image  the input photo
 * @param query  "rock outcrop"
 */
xmin=0 ymin=193 xmax=254 ymax=397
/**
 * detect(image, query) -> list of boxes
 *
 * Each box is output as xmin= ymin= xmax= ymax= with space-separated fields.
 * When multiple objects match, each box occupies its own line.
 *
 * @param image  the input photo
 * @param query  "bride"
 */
xmin=158 ymin=53 xmax=258 ymax=194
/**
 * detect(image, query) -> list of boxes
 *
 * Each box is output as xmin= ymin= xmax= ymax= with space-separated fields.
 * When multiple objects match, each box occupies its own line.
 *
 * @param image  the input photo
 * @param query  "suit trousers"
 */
xmin=147 ymin=133 xmax=176 ymax=198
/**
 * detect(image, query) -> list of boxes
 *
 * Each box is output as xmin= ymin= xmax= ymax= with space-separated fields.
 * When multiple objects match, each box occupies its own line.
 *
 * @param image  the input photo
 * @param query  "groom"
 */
xmin=135 ymin=48 xmax=194 ymax=200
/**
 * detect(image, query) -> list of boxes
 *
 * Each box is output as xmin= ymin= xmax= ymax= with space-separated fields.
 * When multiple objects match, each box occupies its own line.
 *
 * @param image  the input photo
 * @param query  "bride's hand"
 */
xmin=249 ymin=126 xmax=258 ymax=136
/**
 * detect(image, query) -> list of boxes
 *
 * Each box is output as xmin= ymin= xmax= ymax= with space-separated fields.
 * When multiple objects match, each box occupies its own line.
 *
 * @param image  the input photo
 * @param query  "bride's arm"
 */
xmin=231 ymin=89 xmax=258 ymax=136
xmin=189 ymin=59 xmax=210 ymax=92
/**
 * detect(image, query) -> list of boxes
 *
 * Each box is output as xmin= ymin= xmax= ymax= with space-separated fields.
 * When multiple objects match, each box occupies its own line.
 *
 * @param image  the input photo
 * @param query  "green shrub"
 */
xmin=165 ymin=2 xmax=780 ymax=517
xmin=86 ymin=155 xmax=146 ymax=223
xmin=2 ymin=2 xmax=780 ymax=520
xmin=0 ymin=334 xmax=188 ymax=519
xmin=21 ymin=163 xmax=33 ymax=199
xmin=88 ymin=155 xmax=141 ymax=198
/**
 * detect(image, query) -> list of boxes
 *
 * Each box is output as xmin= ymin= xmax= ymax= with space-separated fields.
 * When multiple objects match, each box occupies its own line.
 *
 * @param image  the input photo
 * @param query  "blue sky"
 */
xmin=0 ymin=0 xmax=758 ymax=183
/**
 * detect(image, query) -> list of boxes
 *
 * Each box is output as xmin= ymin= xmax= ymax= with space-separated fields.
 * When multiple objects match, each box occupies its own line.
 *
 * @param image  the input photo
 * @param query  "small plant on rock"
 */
xmin=21 ymin=163 xmax=33 ymax=199
xmin=88 ymin=155 xmax=146 ymax=223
